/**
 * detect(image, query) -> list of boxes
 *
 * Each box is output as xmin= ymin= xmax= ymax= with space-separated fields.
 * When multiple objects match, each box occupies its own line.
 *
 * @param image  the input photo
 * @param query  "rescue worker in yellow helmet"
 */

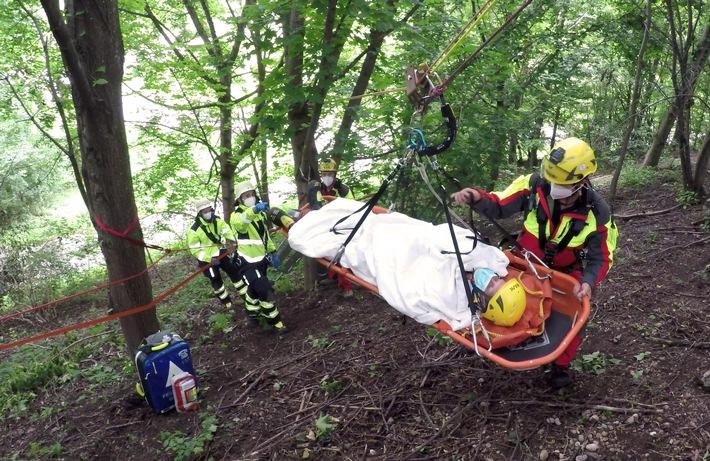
xmin=186 ymin=199 xmax=241 ymax=309
xmin=307 ymin=158 xmax=356 ymax=297
xmin=306 ymin=158 xmax=355 ymax=210
xmin=452 ymin=137 xmax=618 ymax=389
xmin=230 ymin=181 xmax=294 ymax=332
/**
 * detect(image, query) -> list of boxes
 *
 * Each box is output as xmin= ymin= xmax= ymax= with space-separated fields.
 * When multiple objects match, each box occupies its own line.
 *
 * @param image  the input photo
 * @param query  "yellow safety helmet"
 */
xmin=235 ymin=180 xmax=256 ymax=199
xmin=482 ymin=278 xmax=526 ymax=327
xmin=195 ymin=199 xmax=212 ymax=213
xmin=541 ymin=137 xmax=597 ymax=185
xmin=319 ymin=159 xmax=337 ymax=173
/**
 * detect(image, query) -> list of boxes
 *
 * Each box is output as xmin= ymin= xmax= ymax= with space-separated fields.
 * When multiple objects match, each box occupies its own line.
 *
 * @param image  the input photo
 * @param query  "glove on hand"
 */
xmin=253 ymin=201 xmax=269 ymax=213
xmin=210 ymin=256 xmax=220 ymax=267
xmin=268 ymin=253 xmax=281 ymax=270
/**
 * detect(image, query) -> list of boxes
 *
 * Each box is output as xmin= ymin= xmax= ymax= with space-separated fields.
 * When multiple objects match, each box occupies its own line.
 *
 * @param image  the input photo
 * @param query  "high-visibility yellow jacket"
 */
xmin=472 ymin=173 xmax=618 ymax=287
xmin=229 ymin=204 xmax=275 ymax=263
xmin=186 ymin=215 xmax=236 ymax=263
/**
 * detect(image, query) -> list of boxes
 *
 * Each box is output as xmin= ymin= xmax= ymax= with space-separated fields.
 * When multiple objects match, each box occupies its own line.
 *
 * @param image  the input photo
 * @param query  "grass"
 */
xmin=618 ymin=163 xmax=678 ymax=191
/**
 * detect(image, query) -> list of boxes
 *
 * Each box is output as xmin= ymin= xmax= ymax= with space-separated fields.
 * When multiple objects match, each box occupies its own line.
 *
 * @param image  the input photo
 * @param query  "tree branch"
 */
xmin=183 ymin=0 xmax=218 ymax=59
xmin=39 ymin=0 xmax=93 ymax=104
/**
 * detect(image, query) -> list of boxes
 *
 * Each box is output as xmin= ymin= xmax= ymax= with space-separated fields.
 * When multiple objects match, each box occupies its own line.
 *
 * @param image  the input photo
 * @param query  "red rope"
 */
xmin=0 ymin=251 xmax=172 ymax=323
xmin=93 ymin=215 xmax=167 ymax=251
xmin=0 ymin=260 xmax=207 ymax=352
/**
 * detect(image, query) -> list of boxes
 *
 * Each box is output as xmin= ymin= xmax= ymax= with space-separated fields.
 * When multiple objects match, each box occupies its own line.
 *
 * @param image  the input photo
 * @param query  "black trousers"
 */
xmin=235 ymin=258 xmax=273 ymax=302
xmin=198 ymin=251 xmax=241 ymax=291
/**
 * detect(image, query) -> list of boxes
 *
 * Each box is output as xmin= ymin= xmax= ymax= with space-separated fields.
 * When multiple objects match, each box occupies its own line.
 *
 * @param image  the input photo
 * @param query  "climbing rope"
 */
xmin=429 ymin=0 xmax=498 ymax=73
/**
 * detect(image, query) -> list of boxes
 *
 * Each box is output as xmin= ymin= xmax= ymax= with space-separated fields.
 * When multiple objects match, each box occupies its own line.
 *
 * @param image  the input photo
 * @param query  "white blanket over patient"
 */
xmin=287 ymin=198 xmax=509 ymax=330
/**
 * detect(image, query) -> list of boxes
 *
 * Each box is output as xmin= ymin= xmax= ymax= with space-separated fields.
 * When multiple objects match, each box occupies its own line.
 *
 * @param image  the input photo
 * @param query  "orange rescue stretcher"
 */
xmin=298 ymin=200 xmax=590 ymax=371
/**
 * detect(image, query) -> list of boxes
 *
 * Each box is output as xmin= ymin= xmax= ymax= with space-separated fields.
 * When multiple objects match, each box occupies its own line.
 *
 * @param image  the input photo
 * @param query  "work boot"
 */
xmin=548 ymin=364 xmax=573 ymax=390
xmin=273 ymin=320 xmax=289 ymax=334
xmin=342 ymin=288 xmax=354 ymax=298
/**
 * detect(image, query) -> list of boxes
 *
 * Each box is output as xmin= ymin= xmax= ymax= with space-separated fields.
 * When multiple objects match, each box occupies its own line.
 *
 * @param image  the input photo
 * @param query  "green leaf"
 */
xmin=634 ymin=351 xmax=650 ymax=362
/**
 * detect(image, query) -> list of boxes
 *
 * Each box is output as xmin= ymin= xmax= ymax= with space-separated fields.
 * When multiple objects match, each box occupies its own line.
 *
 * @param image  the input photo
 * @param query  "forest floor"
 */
xmin=1 ymin=177 xmax=709 ymax=461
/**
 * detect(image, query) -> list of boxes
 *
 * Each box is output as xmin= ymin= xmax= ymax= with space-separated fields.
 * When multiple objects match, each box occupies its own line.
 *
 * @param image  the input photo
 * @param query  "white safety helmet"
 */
xmin=235 ymin=181 xmax=256 ymax=200
xmin=195 ymin=199 xmax=212 ymax=213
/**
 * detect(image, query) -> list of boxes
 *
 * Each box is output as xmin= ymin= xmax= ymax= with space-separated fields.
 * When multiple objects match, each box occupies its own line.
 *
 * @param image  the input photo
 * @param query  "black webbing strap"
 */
xmin=537 ymin=198 xmax=590 ymax=264
xmin=197 ymin=218 xmax=223 ymax=246
xmin=438 ymin=184 xmax=485 ymax=314
xmin=329 ymin=155 xmax=412 ymax=265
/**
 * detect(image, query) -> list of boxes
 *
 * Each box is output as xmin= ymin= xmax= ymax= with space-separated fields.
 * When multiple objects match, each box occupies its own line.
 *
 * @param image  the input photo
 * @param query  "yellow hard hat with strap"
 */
xmin=482 ymin=278 xmax=526 ymax=327
xmin=319 ymin=159 xmax=337 ymax=173
xmin=541 ymin=137 xmax=597 ymax=185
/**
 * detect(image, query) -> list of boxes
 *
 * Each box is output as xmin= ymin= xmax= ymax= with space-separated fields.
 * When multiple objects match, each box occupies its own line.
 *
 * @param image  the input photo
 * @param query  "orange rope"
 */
xmin=0 ymin=251 xmax=173 ymax=323
xmin=0 ymin=257 xmax=207 ymax=352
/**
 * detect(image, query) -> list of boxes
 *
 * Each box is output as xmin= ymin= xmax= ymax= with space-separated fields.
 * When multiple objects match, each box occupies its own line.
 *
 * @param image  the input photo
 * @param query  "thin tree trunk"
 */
xmin=17 ymin=1 xmax=88 ymax=208
xmin=330 ymin=0 xmax=398 ymax=163
xmin=218 ymin=72 xmax=235 ymax=218
xmin=693 ymin=130 xmax=710 ymax=195
xmin=549 ymin=105 xmax=560 ymax=149
xmin=644 ymin=24 xmax=710 ymax=167
xmin=41 ymin=0 xmax=158 ymax=353
xmin=610 ymin=0 xmax=652 ymax=201
xmin=642 ymin=107 xmax=676 ymax=166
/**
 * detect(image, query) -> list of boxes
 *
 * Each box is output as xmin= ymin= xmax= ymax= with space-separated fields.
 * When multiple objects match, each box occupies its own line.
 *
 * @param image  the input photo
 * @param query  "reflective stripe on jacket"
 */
xmin=186 ymin=216 xmax=235 ymax=263
xmin=472 ymin=173 xmax=618 ymax=287
xmin=230 ymin=204 xmax=275 ymax=263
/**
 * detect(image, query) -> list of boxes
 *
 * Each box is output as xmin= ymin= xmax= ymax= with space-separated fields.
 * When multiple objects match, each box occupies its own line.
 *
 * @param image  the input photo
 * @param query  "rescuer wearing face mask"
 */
xmin=451 ymin=137 xmax=618 ymax=389
xmin=187 ymin=199 xmax=241 ymax=309
xmin=307 ymin=158 xmax=356 ymax=297
xmin=312 ymin=158 xmax=354 ymax=203
xmin=230 ymin=181 xmax=295 ymax=332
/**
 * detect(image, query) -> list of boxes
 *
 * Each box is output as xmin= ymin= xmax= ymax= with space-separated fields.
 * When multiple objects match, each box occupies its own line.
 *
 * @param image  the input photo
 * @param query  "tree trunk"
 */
xmin=330 ymin=14 xmax=391 ymax=162
xmin=693 ymin=129 xmax=710 ymax=195
xmin=218 ymin=72 xmax=235 ymax=219
xmin=41 ymin=0 xmax=158 ymax=353
xmin=642 ymin=107 xmax=676 ymax=167
xmin=643 ymin=24 xmax=710 ymax=167
xmin=549 ymin=105 xmax=560 ymax=149
xmin=610 ymin=0 xmax=651 ymax=201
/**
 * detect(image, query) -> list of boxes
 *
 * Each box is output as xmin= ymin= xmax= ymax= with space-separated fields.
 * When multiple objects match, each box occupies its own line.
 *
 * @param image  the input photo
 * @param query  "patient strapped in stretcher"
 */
xmin=469 ymin=267 xmax=553 ymax=349
xmin=289 ymin=198 xmax=554 ymax=348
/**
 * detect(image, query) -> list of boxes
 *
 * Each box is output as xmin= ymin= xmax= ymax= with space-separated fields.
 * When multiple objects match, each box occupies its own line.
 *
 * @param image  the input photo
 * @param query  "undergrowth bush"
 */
xmin=160 ymin=413 xmax=218 ymax=461
xmin=619 ymin=163 xmax=678 ymax=191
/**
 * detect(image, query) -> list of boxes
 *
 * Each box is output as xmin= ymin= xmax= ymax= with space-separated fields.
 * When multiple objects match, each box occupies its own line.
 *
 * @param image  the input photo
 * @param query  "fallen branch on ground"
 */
xmin=218 ymin=370 xmax=267 ymax=411
xmin=649 ymin=337 xmax=710 ymax=349
xmin=616 ymin=204 xmax=680 ymax=220
xmin=652 ymin=235 xmax=710 ymax=257
xmin=493 ymin=399 xmax=663 ymax=413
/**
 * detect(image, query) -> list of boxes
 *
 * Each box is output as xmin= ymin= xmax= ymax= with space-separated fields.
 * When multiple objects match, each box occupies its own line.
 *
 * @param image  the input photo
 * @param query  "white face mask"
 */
xmin=243 ymin=196 xmax=256 ymax=207
xmin=322 ymin=175 xmax=334 ymax=187
xmin=201 ymin=211 xmax=213 ymax=221
xmin=549 ymin=183 xmax=575 ymax=200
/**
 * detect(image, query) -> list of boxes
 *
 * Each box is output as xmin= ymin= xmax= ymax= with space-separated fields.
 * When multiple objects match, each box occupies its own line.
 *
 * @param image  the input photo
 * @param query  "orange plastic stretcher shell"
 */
xmin=298 ymin=197 xmax=591 ymax=370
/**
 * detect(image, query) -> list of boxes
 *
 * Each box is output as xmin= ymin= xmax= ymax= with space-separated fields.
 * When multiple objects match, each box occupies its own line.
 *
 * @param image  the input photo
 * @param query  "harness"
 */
xmin=192 ymin=218 xmax=223 ymax=246
xmin=530 ymin=182 xmax=590 ymax=266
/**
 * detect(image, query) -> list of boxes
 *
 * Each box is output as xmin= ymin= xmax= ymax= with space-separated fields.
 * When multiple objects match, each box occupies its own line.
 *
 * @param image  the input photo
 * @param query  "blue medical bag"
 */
xmin=134 ymin=331 xmax=197 ymax=414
